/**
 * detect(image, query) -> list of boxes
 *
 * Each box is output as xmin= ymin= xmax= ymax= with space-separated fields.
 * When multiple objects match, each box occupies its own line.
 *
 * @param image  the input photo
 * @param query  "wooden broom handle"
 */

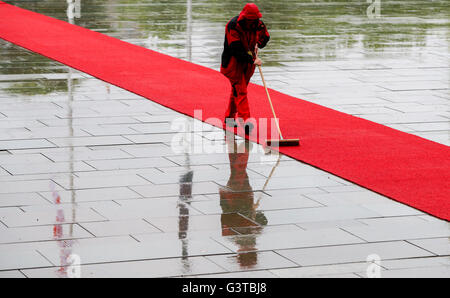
xmin=257 ymin=65 xmax=283 ymax=140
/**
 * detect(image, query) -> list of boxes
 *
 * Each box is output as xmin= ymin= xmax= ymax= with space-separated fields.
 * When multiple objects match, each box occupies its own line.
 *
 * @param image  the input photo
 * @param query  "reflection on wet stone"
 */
xmin=219 ymin=137 xmax=267 ymax=268
xmin=0 ymin=0 xmax=449 ymax=277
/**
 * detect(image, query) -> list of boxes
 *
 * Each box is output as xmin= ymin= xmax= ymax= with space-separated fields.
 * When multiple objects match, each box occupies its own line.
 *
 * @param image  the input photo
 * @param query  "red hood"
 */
xmin=238 ymin=3 xmax=262 ymax=21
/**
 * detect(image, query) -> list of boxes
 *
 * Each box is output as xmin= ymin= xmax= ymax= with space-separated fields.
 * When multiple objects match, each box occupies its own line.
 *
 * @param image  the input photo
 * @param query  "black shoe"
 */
xmin=224 ymin=118 xmax=238 ymax=128
xmin=244 ymin=122 xmax=254 ymax=135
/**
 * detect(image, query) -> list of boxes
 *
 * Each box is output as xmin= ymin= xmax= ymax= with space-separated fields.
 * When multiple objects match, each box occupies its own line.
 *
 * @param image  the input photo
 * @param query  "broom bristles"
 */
xmin=266 ymin=139 xmax=300 ymax=147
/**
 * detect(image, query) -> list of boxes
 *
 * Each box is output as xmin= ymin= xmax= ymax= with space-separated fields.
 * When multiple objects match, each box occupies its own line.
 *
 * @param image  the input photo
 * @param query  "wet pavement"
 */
xmin=0 ymin=0 xmax=449 ymax=278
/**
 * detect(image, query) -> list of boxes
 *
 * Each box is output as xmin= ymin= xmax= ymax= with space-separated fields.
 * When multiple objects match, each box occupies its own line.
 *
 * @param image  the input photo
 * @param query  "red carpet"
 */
xmin=1 ymin=2 xmax=449 ymax=220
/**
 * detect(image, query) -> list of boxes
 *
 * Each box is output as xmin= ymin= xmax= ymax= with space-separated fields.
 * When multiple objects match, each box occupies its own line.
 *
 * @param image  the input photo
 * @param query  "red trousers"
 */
xmin=221 ymin=58 xmax=255 ymax=122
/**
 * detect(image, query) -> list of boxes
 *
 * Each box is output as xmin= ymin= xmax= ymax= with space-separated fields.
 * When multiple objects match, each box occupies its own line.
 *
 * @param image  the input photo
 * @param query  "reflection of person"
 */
xmin=220 ymin=136 xmax=267 ymax=268
xmin=220 ymin=3 xmax=270 ymax=135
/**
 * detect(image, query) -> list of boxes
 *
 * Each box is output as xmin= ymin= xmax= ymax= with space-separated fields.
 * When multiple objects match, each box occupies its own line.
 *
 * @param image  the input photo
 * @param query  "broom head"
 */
xmin=266 ymin=138 xmax=300 ymax=147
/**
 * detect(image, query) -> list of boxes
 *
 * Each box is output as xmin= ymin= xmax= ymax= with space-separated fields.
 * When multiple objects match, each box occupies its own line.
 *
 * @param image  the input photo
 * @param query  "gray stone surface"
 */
xmin=0 ymin=0 xmax=448 ymax=278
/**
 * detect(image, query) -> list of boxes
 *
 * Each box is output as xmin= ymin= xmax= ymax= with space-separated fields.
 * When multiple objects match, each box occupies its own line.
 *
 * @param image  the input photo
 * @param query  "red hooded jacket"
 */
xmin=220 ymin=4 xmax=270 ymax=72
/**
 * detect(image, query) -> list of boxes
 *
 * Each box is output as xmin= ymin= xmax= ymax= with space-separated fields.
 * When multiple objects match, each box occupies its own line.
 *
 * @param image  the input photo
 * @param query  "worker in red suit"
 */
xmin=221 ymin=3 xmax=270 ymax=135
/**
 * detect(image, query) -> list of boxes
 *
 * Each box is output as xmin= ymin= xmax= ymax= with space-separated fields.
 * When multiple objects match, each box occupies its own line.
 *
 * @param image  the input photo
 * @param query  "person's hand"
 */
xmin=254 ymin=57 xmax=262 ymax=66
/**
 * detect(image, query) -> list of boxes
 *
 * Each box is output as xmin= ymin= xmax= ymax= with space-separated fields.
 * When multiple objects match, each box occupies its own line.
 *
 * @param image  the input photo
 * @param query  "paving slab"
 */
xmin=212 ymin=228 xmax=365 ymax=253
xmin=0 ymin=224 xmax=92 ymax=244
xmin=38 ymin=187 xmax=142 ymax=203
xmin=408 ymin=238 xmax=450 ymax=256
xmin=79 ymin=219 xmax=161 ymax=237
xmin=0 ymin=270 xmax=26 ymax=278
xmin=269 ymin=262 xmax=379 ymax=278
xmin=373 ymin=266 xmax=450 ymax=278
xmin=22 ymin=256 xmax=228 ymax=278
xmin=275 ymin=241 xmax=433 ymax=266
xmin=0 ymin=249 xmax=53 ymax=271
xmin=0 ymin=192 xmax=50 ymax=207
xmin=342 ymin=221 xmax=450 ymax=242
xmin=36 ymin=237 xmax=232 ymax=266
xmin=189 ymin=270 xmax=278 ymax=278
xmin=52 ymin=174 xmax=150 ymax=190
xmin=205 ymin=251 xmax=297 ymax=272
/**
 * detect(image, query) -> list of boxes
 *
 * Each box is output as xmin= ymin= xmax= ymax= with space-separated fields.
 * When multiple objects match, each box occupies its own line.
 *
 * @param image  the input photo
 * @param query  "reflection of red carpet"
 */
xmin=1 ymin=2 xmax=449 ymax=220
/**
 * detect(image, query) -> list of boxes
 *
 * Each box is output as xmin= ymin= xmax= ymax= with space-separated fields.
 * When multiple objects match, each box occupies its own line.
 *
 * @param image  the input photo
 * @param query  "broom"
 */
xmin=257 ymin=64 xmax=300 ymax=147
